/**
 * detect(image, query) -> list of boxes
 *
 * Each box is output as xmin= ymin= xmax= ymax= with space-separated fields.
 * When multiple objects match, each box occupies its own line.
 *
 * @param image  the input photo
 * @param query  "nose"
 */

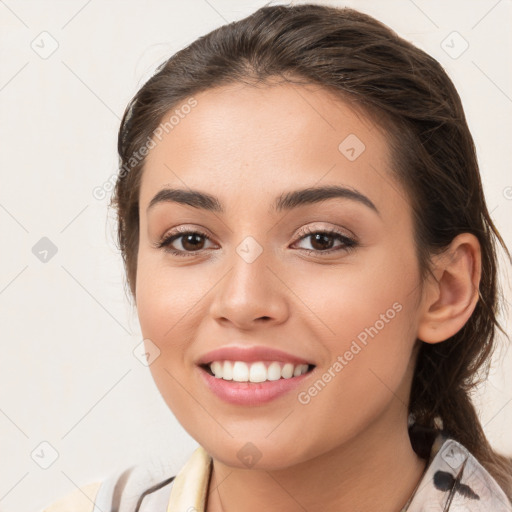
xmin=208 ymin=243 xmax=289 ymax=330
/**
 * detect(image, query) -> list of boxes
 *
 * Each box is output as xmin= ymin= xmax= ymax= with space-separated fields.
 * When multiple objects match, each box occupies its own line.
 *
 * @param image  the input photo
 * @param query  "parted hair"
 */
xmin=112 ymin=2 xmax=512 ymax=504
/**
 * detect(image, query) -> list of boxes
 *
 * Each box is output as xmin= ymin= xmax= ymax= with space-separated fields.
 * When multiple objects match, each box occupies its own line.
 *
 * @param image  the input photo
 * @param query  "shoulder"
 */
xmin=40 ymin=461 xmax=176 ymax=512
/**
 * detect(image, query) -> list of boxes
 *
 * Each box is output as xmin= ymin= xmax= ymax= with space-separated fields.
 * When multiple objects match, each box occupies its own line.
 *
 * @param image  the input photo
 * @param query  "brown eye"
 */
xmin=157 ymin=228 xmax=215 ymax=256
xmin=308 ymin=233 xmax=337 ymax=251
xmin=177 ymin=233 xmax=207 ymax=251
xmin=294 ymin=227 xmax=357 ymax=255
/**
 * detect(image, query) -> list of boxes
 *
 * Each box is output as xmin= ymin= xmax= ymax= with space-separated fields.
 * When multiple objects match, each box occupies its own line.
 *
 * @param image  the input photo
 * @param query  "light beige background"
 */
xmin=0 ymin=1 xmax=510 ymax=511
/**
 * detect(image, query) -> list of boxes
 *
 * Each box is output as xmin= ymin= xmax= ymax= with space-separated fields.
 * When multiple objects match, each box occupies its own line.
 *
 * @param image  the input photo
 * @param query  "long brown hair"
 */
xmin=112 ymin=2 xmax=512 ymax=501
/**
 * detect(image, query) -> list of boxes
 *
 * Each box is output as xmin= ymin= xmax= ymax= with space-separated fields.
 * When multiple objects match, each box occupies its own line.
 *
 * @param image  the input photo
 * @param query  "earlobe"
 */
xmin=417 ymin=233 xmax=482 ymax=344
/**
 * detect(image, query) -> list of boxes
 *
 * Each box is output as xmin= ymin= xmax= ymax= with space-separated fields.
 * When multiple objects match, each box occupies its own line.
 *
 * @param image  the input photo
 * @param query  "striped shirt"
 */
xmin=41 ymin=433 xmax=512 ymax=511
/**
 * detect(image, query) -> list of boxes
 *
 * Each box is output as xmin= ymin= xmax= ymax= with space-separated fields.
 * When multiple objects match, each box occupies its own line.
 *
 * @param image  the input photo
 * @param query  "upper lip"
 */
xmin=196 ymin=346 xmax=314 ymax=366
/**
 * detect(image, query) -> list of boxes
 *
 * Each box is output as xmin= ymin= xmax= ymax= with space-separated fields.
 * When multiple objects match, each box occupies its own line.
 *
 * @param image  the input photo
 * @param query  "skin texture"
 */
xmin=135 ymin=81 xmax=481 ymax=512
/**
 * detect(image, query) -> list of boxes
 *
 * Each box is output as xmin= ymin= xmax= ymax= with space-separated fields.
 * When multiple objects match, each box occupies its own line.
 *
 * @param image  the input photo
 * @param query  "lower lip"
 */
xmin=198 ymin=366 xmax=313 ymax=405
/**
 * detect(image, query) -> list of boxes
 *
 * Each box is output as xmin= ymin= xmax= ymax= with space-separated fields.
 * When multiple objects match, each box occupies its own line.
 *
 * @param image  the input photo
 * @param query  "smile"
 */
xmin=205 ymin=360 xmax=312 ymax=383
xmin=197 ymin=361 xmax=316 ymax=406
xmin=195 ymin=345 xmax=316 ymax=405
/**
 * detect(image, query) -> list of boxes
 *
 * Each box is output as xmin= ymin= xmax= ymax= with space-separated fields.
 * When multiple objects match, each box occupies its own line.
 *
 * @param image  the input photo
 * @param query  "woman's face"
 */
xmin=136 ymin=81 xmax=425 ymax=469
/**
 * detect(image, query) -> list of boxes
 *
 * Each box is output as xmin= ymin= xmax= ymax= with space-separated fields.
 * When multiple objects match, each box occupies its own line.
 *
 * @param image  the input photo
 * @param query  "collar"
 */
xmin=167 ymin=445 xmax=212 ymax=512
xmin=404 ymin=434 xmax=511 ymax=510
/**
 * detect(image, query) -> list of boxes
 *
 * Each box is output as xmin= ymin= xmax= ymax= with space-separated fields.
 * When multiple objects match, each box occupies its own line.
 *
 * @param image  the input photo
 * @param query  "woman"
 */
xmin=42 ymin=3 xmax=512 ymax=511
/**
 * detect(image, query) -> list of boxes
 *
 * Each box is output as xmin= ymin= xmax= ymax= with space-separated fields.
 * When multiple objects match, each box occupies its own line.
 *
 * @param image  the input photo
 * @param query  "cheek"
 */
xmin=135 ymin=250 xmax=205 ymax=338
xmin=135 ymin=256 xmax=215 ymax=394
xmin=135 ymin=264 xmax=200 ymax=421
xmin=304 ymin=242 xmax=418 ymax=349
xmin=299 ymin=242 xmax=420 ymax=403
xmin=291 ymin=290 xmax=418 ymax=459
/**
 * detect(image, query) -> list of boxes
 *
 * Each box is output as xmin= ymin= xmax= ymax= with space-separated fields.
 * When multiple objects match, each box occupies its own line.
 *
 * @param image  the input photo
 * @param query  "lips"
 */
xmin=195 ymin=345 xmax=316 ymax=405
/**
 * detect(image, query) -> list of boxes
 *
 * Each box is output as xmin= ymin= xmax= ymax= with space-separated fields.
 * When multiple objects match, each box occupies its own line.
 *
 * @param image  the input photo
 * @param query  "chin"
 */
xmin=197 ymin=435 xmax=313 ymax=471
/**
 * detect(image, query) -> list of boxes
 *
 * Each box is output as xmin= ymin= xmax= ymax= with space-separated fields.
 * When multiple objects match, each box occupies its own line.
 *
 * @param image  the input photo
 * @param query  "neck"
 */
xmin=205 ymin=409 xmax=427 ymax=512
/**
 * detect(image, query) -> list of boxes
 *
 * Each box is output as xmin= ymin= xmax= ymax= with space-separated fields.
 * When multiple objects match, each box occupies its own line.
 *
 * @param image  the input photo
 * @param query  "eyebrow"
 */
xmin=147 ymin=185 xmax=379 ymax=216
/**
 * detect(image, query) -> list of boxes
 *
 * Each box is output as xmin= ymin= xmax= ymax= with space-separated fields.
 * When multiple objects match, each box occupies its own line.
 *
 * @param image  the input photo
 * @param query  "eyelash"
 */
xmin=156 ymin=225 xmax=358 ymax=258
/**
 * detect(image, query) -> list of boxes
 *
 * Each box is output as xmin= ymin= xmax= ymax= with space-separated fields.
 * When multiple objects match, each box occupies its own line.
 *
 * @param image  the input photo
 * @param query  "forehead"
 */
xmin=139 ymin=81 xmax=403 ymax=218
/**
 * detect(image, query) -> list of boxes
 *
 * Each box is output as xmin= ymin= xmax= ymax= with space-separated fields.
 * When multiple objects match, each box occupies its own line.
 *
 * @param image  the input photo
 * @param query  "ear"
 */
xmin=417 ymin=233 xmax=482 ymax=344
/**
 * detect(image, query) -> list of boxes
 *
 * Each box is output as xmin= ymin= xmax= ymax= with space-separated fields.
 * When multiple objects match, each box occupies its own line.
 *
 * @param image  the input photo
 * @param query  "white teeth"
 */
xmin=281 ymin=363 xmax=294 ymax=379
xmin=249 ymin=362 xmax=267 ymax=383
xmin=267 ymin=362 xmax=282 ymax=381
xmin=208 ymin=361 xmax=310 ymax=382
xmin=232 ymin=361 xmax=249 ymax=382
xmin=222 ymin=361 xmax=233 ymax=380
xmin=211 ymin=361 xmax=223 ymax=378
